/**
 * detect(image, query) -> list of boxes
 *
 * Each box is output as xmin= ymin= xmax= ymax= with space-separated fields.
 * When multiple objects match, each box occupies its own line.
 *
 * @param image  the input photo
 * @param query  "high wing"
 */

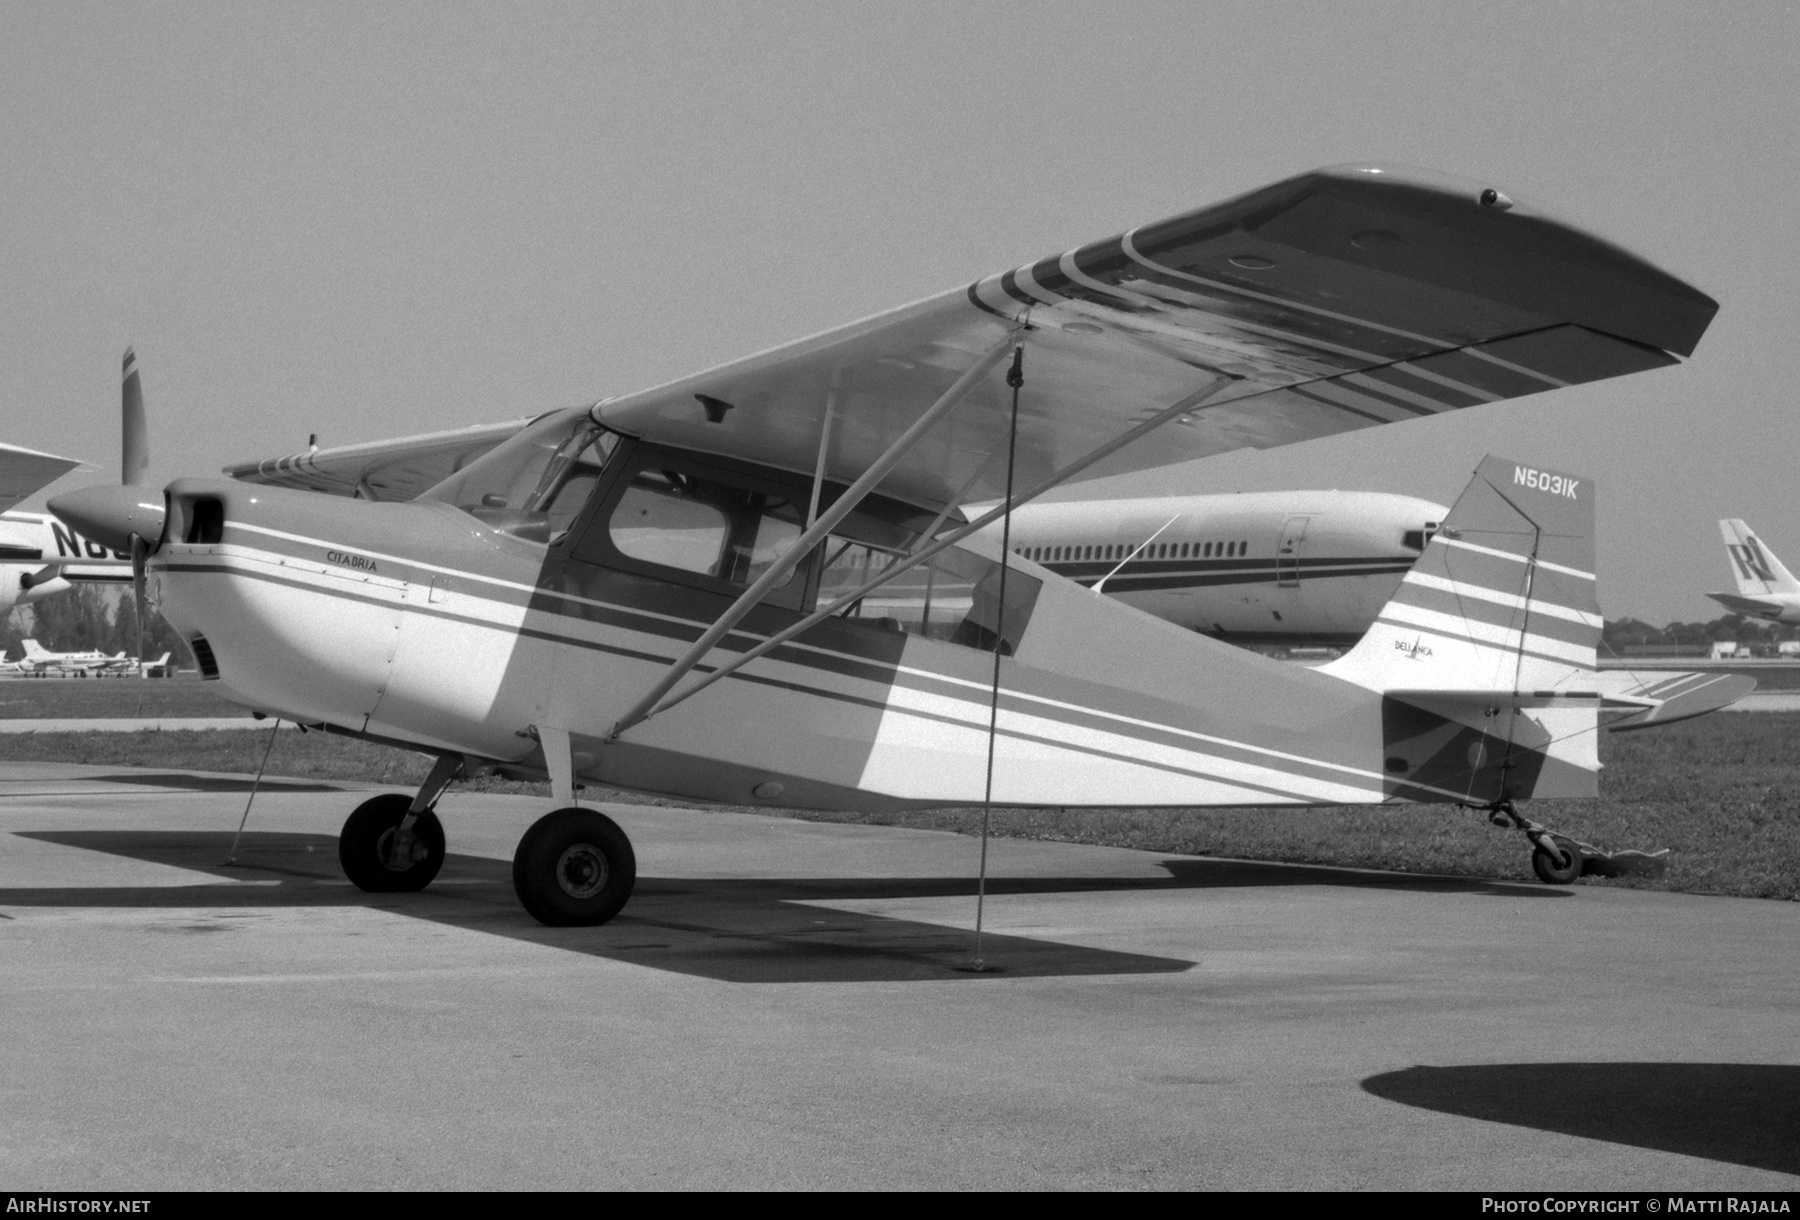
xmin=223 ymin=164 xmax=1716 ymax=512
xmin=0 ymin=443 xmax=82 ymax=513
xmin=590 ymin=164 xmax=1715 ymax=511
xmin=224 ymin=419 xmax=531 ymax=502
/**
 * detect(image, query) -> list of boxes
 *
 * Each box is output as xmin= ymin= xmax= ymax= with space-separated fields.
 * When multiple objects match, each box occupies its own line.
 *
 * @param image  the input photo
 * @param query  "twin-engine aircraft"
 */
xmin=1706 ymin=520 xmax=1800 ymax=623
xmin=54 ymin=164 xmax=1745 ymax=926
xmin=0 ymin=446 xmax=133 ymax=614
xmin=0 ymin=350 xmax=149 ymax=613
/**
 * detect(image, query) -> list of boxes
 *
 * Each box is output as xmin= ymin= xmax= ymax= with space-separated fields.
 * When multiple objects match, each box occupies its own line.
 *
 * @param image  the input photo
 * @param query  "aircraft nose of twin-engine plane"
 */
xmin=46 ymin=484 xmax=166 ymax=552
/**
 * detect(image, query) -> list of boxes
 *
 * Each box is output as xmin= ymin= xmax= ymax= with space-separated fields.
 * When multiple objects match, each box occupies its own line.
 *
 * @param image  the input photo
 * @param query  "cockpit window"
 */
xmin=421 ymin=409 xmax=620 ymax=544
xmin=819 ymin=534 xmax=1040 ymax=655
xmin=609 ymin=469 xmax=803 ymax=588
xmin=561 ymin=440 xmax=1041 ymax=650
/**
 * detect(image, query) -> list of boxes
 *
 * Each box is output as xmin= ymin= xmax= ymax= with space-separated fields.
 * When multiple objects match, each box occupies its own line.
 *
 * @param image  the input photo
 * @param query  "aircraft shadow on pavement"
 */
xmin=1362 ymin=1063 xmax=1800 ymax=1177
xmin=89 ymin=773 xmax=351 ymax=794
xmin=7 ymin=830 xmax=1192 ymax=984
xmin=6 ymin=831 xmax=1557 ymax=984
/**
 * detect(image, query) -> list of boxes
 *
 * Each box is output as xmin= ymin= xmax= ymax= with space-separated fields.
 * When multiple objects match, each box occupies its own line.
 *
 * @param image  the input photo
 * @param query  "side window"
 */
xmin=583 ymin=458 xmax=806 ymax=601
xmin=610 ymin=473 xmax=731 ymax=574
xmin=819 ymin=536 xmax=1041 ymax=655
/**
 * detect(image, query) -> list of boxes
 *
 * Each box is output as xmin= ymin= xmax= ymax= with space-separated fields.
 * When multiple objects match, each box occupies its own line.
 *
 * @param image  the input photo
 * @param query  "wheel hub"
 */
xmin=374 ymin=826 xmax=425 ymax=872
xmin=555 ymin=844 xmax=609 ymax=899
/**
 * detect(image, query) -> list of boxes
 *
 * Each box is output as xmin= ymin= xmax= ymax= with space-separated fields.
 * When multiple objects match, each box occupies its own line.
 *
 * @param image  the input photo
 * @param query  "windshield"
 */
xmin=421 ymin=408 xmax=620 ymax=544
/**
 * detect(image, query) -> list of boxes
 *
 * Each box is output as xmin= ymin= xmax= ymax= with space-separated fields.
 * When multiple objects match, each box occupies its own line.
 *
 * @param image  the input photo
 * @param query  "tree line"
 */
xmin=1602 ymin=613 xmax=1800 ymax=652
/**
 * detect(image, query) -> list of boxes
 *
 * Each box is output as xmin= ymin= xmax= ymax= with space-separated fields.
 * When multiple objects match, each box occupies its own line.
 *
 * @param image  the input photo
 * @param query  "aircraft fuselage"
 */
xmin=147 ymin=418 xmax=1593 ymax=814
xmin=0 ymin=510 xmax=133 ymax=612
xmin=986 ymin=491 xmax=1445 ymax=646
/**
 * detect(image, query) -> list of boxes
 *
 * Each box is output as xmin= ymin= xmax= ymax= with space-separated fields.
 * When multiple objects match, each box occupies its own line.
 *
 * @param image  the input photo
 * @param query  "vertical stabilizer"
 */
xmin=1323 ymin=456 xmax=1602 ymax=803
xmin=1719 ymin=520 xmax=1798 ymax=597
xmin=121 ymin=347 xmax=148 ymax=487
xmin=1326 ymin=455 xmax=1599 ymax=695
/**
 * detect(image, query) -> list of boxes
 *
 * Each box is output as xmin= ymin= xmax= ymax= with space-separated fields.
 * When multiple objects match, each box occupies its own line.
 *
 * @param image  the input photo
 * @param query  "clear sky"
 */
xmin=3 ymin=1 xmax=1794 ymax=623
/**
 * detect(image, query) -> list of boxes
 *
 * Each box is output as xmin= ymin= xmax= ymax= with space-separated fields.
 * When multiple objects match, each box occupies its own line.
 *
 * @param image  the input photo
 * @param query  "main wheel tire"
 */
xmin=512 ymin=808 xmax=636 ymax=927
xmin=339 ymin=793 xmax=446 ymax=893
xmin=1531 ymin=836 xmax=1582 ymax=885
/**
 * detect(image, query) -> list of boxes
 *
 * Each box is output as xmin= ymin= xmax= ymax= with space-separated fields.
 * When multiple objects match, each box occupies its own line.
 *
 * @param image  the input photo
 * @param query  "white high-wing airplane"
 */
xmin=1705 ymin=520 xmax=1800 ymax=623
xmin=53 ymin=165 xmax=1743 ymax=928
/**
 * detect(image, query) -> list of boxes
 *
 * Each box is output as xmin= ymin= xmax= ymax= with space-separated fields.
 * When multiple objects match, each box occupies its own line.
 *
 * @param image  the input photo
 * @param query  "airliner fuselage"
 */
xmin=990 ymin=491 xmax=1445 ymax=645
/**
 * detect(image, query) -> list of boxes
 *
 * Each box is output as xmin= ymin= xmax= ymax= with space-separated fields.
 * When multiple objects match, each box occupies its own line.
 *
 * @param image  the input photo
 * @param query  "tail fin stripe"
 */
xmin=1429 ymin=548 xmax=1597 ymax=608
xmin=1401 ymin=571 xmax=1604 ymax=627
xmin=1386 ymin=588 xmax=1598 ymax=648
xmin=1436 ymin=535 xmax=1595 ymax=581
xmin=1377 ymin=604 xmax=1595 ymax=665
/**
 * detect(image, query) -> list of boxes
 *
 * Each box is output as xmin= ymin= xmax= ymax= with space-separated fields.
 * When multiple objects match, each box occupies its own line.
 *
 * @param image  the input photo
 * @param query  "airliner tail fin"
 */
xmin=1719 ymin=519 xmax=1799 ymax=597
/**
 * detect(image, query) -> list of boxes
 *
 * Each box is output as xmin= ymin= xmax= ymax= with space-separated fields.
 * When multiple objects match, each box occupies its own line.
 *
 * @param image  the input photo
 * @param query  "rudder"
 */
xmin=1325 ymin=454 xmax=1599 ymax=696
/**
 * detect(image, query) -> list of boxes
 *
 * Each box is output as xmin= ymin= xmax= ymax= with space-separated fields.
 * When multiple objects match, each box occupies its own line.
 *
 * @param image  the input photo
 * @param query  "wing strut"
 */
xmin=619 ymin=369 xmax=1241 ymax=731
xmin=606 ymin=332 xmax=1023 ymax=742
xmin=967 ymin=345 xmax=1026 ymax=974
xmin=803 ymin=376 xmax=840 ymax=528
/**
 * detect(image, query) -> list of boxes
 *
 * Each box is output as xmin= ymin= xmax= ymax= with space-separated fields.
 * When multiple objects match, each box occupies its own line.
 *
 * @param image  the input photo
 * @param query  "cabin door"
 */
xmin=1276 ymin=516 xmax=1309 ymax=587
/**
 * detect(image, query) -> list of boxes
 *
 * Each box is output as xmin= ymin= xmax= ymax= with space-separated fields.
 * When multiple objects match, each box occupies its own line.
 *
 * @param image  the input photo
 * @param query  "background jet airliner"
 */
xmin=985 ymin=490 xmax=1445 ymax=645
xmin=1705 ymin=519 xmax=1800 ymax=623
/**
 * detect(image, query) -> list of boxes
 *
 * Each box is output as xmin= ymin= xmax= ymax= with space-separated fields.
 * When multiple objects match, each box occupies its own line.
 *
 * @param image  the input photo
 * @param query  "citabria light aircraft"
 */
xmin=54 ymin=165 xmax=1746 ymax=927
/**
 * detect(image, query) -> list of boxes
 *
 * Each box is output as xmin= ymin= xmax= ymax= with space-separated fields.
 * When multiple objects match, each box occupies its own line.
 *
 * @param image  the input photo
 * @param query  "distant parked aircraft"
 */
xmin=18 ymin=638 xmax=131 ymax=675
xmin=1705 ymin=520 xmax=1800 ymax=624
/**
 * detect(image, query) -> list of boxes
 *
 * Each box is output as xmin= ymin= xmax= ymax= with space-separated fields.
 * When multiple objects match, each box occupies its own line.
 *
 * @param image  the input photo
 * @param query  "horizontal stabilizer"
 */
xmin=1596 ymin=670 xmax=1756 ymax=731
xmin=1386 ymin=668 xmax=1754 ymax=729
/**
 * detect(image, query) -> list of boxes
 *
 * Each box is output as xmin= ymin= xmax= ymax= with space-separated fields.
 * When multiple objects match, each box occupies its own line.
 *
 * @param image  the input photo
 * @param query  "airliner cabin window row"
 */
xmin=1016 ymin=540 xmax=1254 ymax=563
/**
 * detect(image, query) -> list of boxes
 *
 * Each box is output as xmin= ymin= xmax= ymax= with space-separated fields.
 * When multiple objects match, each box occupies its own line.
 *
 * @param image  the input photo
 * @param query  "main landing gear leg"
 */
xmin=338 ymin=754 xmax=458 ymax=893
xmin=1477 ymin=798 xmax=1583 ymax=885
xmin=510 ymin=727 xmax=636 ymax=926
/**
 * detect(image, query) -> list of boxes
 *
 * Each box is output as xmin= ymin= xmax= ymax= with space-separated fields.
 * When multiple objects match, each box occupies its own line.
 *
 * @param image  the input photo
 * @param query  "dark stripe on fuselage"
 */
xmin=1028 ymin=556 xmax=1415 ymax=589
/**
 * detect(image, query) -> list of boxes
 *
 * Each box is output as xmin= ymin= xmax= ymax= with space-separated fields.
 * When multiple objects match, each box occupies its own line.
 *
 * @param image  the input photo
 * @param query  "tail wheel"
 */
xmin=339 ymin=793 xmax=446 ymax=893
xmin=1531 ymin=836 xmax=1582 ymax=885
xmin=513 ymin=808 xmax=636 ymax=927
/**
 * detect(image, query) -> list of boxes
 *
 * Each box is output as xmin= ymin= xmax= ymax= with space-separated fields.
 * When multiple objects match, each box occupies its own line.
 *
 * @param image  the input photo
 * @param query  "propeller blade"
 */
xmin=122 ymin=348 xmax=148 ymax=487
